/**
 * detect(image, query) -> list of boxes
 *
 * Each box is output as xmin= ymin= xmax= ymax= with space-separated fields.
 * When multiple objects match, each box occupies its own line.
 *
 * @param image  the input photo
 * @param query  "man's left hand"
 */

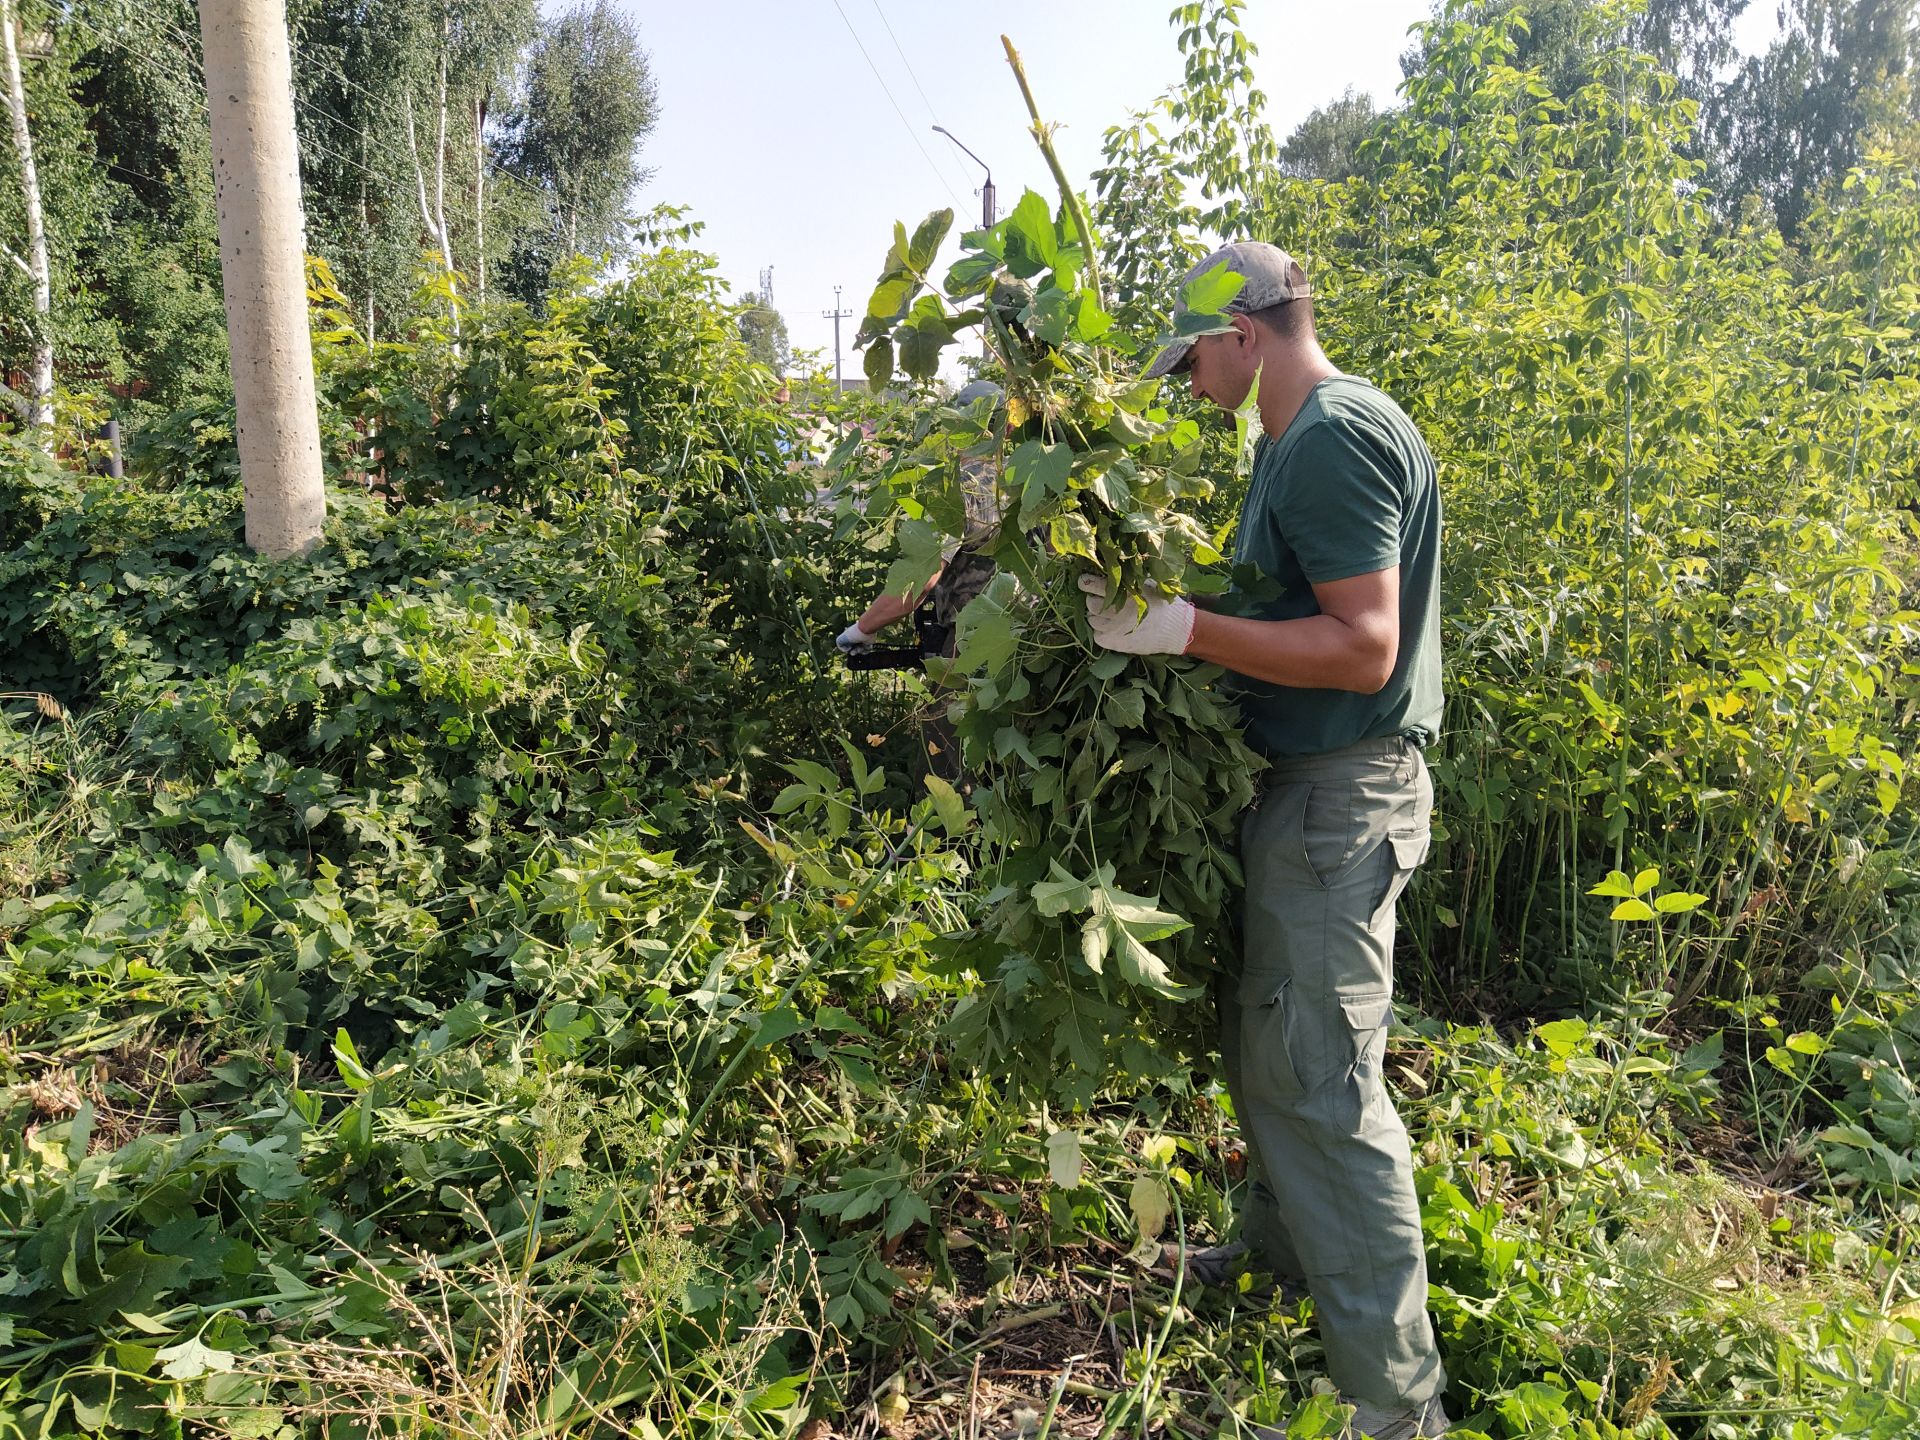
xmin=1079 ymin=574 xmax=1196 ymax=656
xmin=836 ymin=622 xmax=878 ymax=654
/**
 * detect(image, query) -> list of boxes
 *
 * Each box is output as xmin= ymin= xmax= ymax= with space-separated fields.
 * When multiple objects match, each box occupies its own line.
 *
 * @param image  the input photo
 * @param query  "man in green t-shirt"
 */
xmin=1080 ymin=242 xmax=1448 ymax=1440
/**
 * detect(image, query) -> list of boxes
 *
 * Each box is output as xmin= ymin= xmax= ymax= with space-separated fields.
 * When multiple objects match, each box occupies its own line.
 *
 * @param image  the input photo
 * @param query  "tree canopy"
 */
xmin=497 ymin=0 xmax=659 ymax=299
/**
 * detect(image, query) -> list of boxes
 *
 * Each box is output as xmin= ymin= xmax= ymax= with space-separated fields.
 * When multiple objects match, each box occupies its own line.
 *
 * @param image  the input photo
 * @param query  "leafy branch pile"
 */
xmin=850 ymin=62 xmax=1266 ymax=1108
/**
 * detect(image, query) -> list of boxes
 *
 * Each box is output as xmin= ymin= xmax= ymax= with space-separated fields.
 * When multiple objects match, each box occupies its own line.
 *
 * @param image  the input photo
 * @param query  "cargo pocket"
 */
xmin=1335 ymin=990 xmax=1393 ymax=1133
xmin=1237 ymin=972 xmax=1304 ymax=1111
xmin=1367 ymin=826 xmax=1432 ymax=930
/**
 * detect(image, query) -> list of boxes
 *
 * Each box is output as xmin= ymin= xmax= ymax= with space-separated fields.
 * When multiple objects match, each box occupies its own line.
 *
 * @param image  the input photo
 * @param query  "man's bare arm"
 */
xmin=1186 ymin=567 xmax=1400 ymax=693
xmin=856 ymin=563 xmax=947 ymax=634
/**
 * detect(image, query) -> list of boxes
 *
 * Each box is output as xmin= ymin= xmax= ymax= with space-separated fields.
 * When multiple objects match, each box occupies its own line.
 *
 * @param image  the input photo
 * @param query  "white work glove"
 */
xmin=1079 ymin=574 xmax=1196 ymax=656
xmin=836 ymin=621 xmax=879 ymax=654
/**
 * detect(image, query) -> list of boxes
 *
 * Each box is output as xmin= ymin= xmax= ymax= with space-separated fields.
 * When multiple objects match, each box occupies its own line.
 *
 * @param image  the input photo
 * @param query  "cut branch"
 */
xmin=1001 ymin=34 xmax=1104 ymax=308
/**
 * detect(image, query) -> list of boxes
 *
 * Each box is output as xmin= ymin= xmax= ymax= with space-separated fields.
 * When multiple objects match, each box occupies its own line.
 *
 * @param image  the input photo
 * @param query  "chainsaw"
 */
xmin=841 ymin=600 xmax=953 ymax=672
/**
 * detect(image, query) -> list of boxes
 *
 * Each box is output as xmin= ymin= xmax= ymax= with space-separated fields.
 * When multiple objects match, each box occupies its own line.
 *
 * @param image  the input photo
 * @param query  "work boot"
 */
xmin=1161 ymin=1240 xmax=1307 ymax=1307
xmin=1255 ymin=1395 xmax=1451 ymax=1439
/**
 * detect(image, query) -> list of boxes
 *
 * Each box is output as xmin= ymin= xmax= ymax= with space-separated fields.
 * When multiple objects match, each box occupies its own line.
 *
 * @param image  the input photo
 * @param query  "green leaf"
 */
xmin=867 ymin=276 xmax=914 ymax=322
xmin=1099 ymin=887 xmax=1191 ymax=996
xmin=1104 ymin=687 xmax=1146 ymax=729
xmin=1586 ymin=870 xmax=1635 ymax=898
xmin=333 ymin=1029 xmax=371 ymax=1091
xmin=1182 ymin=259 xmax=1247 ymax=315
xmin=951 ymin=572 xmax=1022 ymax=675
xmin=66 ymin=1099 xmax=94 ymax=1164
xmin=1032 ymin=861 xmax=1093 ymax=917
xmin=1080 ymin=916 xmax=1110 ymax=974
xmin=882 ymin=517 xmax=947 ymax=599
xmin=1007 ymin=440 xmax=1072 ymax=518
xmin=907 ymin=208 xmax=953 ymax=273
xmin=1074 ymin=291 xmax=1116 ymax=342
xmin=884 ymin=1189 xmax=933 ymax=1240
xmin=1027 ymin=285 xmax=1077 ymax=345
xmin=923 ymin=774 xmax=970 ymax=836
xmin=862 ymin=336 xmax=894 ymax=391
xmin=1609 ymin=898 xmax=1656 ymax=921
xmin=945 ymin=252 xmax=998 ymax=297
xmin=1679 ymin=1030 xmax=1724 ymax=1075
xmin=1653 ymin=891 xmax=1707 ymax=914
xmin=1048 ymin=512 xmax=1096 ymax=560
xmin=1004 ymin=191 xmax=1060 ymax=278
xmin=770 ymin=782 xmax=813 ymax=815
xmin=1632 ymin=866 xmax=1661 ymax=896
xmin=750 ymin=1004 xmax=808 ymax=1050
xmin=1534 ymin=1017 xmax=1588 ymax=1058
xmin=222 ymin=833 xmax=260 ymax=879
xmin=897 ymin=311 xmax=954 ymax=382
xmin=785 ymin=757 xmax=840 ymax=790
xmin=157 ymin=1336 xmax=237 ymax=1382
xmin=1169 ymin=306 xmax=1239 ymax=339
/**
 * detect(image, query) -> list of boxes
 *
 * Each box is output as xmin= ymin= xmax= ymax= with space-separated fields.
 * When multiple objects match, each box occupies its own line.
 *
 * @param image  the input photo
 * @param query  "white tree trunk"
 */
xmin=473 ymin=93 xmax=486 ymax=304
xmin=1 ymin=0 xmax=54 ymax=442
xmin=405 ymin=83 xmax=460 ymax=351
xmin=432 ymin=39 xmax=452 ymax=275
xmin=199 ymin=0 xmax=326 ymax=557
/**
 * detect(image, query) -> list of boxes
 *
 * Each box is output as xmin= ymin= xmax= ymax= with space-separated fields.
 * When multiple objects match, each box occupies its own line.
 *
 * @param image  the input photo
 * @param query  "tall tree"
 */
xmin=737 ymin=288 xmax=790 ymax=373
xmin=289 ymin=0 xmax=535 ymax=337
xmin=1401 ymin=0 xmax=1750 ymax=105
xmin=1279 ymin=87 xmax=1379 ymax=180
xmin=80 ymin=0 xmax=229 ymax=413
xmin=1708 ymin=0 xmax=1918 ymax=237
xmin=0 ymin=1 xmax=127 ymax=436
xmin=0 ymin=0 xmax=52 ymax=436
xmin=499 ymin=0 xmax=657 ymax=299
xmin=443 ymin=0 xmax=535 ymax=304
xmin=1091 ymin=0 xmax=1278 ymax=334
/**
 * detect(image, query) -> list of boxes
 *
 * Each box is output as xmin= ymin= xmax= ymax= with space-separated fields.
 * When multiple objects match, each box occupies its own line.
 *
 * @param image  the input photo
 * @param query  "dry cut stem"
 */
xmin=1000 ymin=34 xmax=1106 ymax=309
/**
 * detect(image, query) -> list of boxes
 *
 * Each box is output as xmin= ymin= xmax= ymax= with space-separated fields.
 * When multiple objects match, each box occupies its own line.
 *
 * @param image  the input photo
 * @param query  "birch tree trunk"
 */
xmin=433 ymin=39 xmax=452 ymax=276
xmin=405 ymin=79 xmax=461 ymax=352
xmin=1 ymin=0 xmax=54 ymax=443
xmin=473 ymin=93 xmax=486 ymax=304
xmin=199 ymin=0 xmax=326 ymax=557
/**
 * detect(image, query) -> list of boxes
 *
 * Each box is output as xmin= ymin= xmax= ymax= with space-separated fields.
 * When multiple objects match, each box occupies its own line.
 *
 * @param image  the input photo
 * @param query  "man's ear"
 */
xmin=1231 ymin=312 xmax=1259 ymax=348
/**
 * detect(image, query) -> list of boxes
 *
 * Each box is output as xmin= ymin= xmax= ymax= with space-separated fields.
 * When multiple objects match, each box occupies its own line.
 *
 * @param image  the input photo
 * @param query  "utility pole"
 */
xmin=199 ymin=0 xmax=326 ymax=558
xmin=822 ymin=286 xmax=852 ymax=390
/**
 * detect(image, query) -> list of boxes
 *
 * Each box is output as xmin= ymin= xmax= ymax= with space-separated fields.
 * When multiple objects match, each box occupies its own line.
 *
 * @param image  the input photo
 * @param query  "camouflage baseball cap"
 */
xmin=1143 ymin=241 xmax=1312 ymax=380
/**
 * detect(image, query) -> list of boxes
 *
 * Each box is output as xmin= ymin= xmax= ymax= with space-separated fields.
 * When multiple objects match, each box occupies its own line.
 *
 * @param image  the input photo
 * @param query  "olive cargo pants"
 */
xmin=1220 ymin=735 xmax=1446 ymax=1411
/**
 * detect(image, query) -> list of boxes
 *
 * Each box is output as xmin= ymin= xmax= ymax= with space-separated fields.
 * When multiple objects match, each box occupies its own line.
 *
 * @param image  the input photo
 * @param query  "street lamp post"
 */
xmin=933 ymin=125 xmax=995 ymax=231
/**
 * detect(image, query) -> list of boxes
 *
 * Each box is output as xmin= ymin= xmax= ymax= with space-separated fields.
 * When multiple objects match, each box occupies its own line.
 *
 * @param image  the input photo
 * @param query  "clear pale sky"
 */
xmin=617 ymin=1 xmax=1783 ymax=380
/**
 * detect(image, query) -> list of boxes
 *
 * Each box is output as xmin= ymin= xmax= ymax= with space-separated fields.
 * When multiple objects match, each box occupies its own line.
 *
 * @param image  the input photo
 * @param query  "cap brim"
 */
xmin=1142 ymin=338 xmax=1194 ymax=381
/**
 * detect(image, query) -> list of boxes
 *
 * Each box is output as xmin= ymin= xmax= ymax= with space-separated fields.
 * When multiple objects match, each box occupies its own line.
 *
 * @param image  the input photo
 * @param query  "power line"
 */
xmin=277 ymin=36 xmax=557 ymax=211
xmin=132 ymin=9 xmax=557 ymax=213
xmin=866 ymin=0 xmax=972 ymax=199
xmin=67 ymin=10 xmax=397 ymax=201
xmin=826 ymin=0 xmax=966 ymax=213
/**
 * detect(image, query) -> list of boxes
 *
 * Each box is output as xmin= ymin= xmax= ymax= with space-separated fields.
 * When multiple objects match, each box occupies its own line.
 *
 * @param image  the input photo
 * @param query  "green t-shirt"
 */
xmin=1225 ymin=375 xmax=1443 ymax=758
